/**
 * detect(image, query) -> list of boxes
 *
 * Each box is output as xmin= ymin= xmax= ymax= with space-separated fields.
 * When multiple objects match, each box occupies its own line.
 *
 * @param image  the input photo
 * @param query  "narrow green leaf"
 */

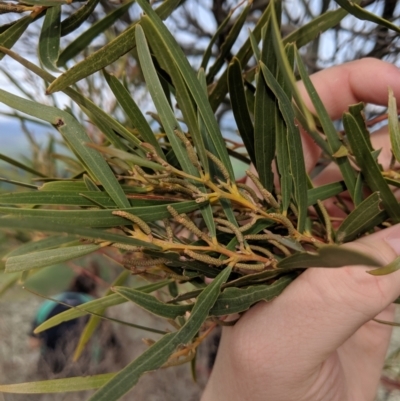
xmin=78 ymin=195 xmax=105 ymax=209
xmin=0 ymin=217 xmax=160 ymax=249
xmin=0 ymin=89 xmax=130 ymax=209
xmin=0 ymin=189 xmax=164 ymax=208
xmin=103 ymin=71 xmax=163 ymax=157
xmin=52 ymin=16 xmax=128 ymax=81
xmin=385 ymin=177 xmax=400 ymax=188
xmin=28 ymin=290 xmax=167 ymax=333
xmin=145 ymin=249 xmax=219 ymax=277
xmin=295 ymin=49 xmax=357 ymax=201
xmin=368 ymin=256 xmax=400 ymax=276
xmin=0 ymin=46 xmax=142 ymax=148
xmin=254 ymin=6 xmax=278 ymax=193
xmin=277 ymin=245 xmax=381 ymax=269
xmin=228 ymin=58 xmax=255 ymax=166
xmin=249 ymin=29 xmax=261 ymax=62
xmin=87 ymin=267 xmax=231 ymax=401
xmin=0 ymin=177 xmax=38 ymax=189
xmin=334 ymin=0 xmax=400 ymax=34
xmin=142 ymin=22 xmax=210 ymax=176
xmin=146 ymin=0 xmax=185 ymax=20
xmin=46 ymin=0 xmax=181 ymax=93
xmin=336 ymin=192 xmax=386 ymax=243
xmin=197 ymin=73 xmax=219 ymax=183
xmin=114 ymin=286 xmax=191 ymax=319
xmin=353 ymin=172 xmax=364 ymax=207
xmin=269 ymin=3 xmax=316 ymax=132
xmin=39 ymin=5 xmax=61 ymax=71
xmin=0 ymin=200 xmax=202 ymax=226
xmin=0 ymin=15 xmax=33 ymax=61
xmin=34 ymin=280 xmax=172 ymax=333
xmin=307 ymin=181 xmax=346 ymax=206
xmin=209 ymin=5 xmax=272 ymax=111
xmin=0 ymin=374 xmax=115 ymax=394
xmin=0 ymin=153 xmax=47 ymax=177
xmin=194 ymin=70 xmax=217 ymax=239
xmin=260 ymin=63 xmax=307 ymax=232
xmin=136 ymin=24 xmax=195 ymax=175
xmin=348 ymin=102 xmax=373 ymax=152
xmin=5 ymin=235 xmax=77 ymax=258
xmin=5 ymin=244 xmax=100 ymax=273
xmin=344 ymin=112 xmax=400 ymax=222
xmin=83 ymin=174 xmax=101 ymax=192
xmin=283 ymin=7 xmax=351 ymax=48
xmin=275 ymin=43 xmax=294 ymax=213
xmin=200 ymin=8 xmax=233 ymax=70
xmin=206 ymin=3 xmax=250 ymax=83
xmin=57 ymin=1 xmax=134 ymax=66
xmin=87 ymin=143 xmax=164 ymax=171
xmin=210 ymin=275 xmax=294 ymax=316
xmin=218 ymin=269 xmax=282 ymax=289
xmin=0 ymin=21 xmax=17 ymax=35
xmin=138 ymin=5 xmax=235 ymax=180
xmin=38 ymin=181 xmax=120 ymax=192
xmin=275 ymin=110 xmax=293 ymax=212
xmin=61 ymin=0 xmax=100 ymax=36
xmin=254 ymin=68 xmax=275 ymax=192
xmin=115 ymin=274 xmax=295 ymax=319
xmin=389 ymin=88 xmax=400 ymax=163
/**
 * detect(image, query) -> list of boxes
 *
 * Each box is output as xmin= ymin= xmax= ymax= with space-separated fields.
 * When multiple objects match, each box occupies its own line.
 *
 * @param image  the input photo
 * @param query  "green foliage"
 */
xmin=1 ymin=0 xmax=400 ymax=398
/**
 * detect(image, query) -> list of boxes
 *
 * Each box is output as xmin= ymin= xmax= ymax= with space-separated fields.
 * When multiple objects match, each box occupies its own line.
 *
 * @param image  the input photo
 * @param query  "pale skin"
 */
xmin=201 ymin=58 xmax=400 ymax=401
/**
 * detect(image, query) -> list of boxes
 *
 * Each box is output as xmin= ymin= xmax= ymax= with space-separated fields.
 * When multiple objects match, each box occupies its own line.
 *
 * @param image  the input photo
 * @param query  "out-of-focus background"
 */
xmin=0 ymin=254 xmax=214 ymax=401
xmin=3 ymin=0 xmax=400 ymax=399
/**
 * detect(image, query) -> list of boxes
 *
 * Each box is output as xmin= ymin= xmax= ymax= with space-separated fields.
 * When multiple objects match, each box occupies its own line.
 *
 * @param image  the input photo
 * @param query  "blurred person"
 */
xmin=29 ymin=270 xmax=120 ymax=377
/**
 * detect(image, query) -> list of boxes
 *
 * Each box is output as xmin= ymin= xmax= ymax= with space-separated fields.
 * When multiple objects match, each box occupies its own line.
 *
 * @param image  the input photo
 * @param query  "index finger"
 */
xmin=300 ymin=57 xmax=400 ymax=120
xmin=300 ymin=58 xmax=400 ymax=172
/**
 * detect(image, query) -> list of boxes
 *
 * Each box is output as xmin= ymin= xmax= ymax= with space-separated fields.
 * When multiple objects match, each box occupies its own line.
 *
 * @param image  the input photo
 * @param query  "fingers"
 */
xmin=311 ymin=127 xmax=400 ymax=219
xmin=221 ymin=224 xmax=400 ymax=384
xmin=247 ymin=59 xmax=400 ymax=180
xmin=313 ymin=126 xmax=397 ymax=187
xmin=336 ymin=305 xmax=395 ymax=398
xmin=299 ymin=59 xmax=400 ymax=173
xmin=298 ymin=58 xmax=400 ymax=120
xmin=207 ymin=58 xmax=400 ymax=401
xmin=203 ymin=227 xmax=400 ymax=401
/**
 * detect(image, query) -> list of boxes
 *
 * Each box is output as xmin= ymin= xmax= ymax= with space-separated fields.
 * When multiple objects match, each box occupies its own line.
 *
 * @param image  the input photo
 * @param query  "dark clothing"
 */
xmin=32 ymin=292 xmax=93 ymax=349
xmin=31 ymin=292 xmax=94 ymax=374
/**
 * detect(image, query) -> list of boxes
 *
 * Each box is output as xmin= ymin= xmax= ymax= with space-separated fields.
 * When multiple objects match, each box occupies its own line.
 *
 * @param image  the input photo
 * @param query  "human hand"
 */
xmin=201 ymin=59 xmax=400 ymax=401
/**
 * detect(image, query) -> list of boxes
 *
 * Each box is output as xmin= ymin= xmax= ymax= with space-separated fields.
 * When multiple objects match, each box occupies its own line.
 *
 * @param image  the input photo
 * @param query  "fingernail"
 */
xmin=385 ymin=226 xmax=400 ymax=254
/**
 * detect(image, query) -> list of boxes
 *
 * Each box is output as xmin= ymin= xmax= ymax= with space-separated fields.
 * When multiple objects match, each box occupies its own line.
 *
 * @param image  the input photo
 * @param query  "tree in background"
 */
xmin=1 ymin=0 xmax=400 ymax=120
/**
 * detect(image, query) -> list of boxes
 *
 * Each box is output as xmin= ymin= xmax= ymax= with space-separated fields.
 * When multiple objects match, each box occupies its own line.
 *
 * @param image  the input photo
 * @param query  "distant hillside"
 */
xmin=1 ymin=119 xmax=53 ymax=159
